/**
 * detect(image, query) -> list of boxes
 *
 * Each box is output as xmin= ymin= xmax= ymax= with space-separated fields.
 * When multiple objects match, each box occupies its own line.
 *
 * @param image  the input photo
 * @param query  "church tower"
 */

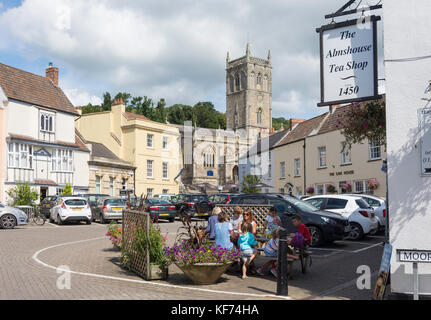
xmin=226 ymin=44 xmax=272 ymax=136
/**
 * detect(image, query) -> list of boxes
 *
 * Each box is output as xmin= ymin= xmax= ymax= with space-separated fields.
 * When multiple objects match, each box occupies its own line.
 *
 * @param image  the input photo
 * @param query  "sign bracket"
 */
xmin=325 ymin=0 xmax=382 ymax=20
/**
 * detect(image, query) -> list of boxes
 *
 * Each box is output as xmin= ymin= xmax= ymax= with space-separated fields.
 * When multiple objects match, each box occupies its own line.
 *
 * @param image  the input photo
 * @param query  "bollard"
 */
xmin=276 ymin=228 xmax=289 ymax=296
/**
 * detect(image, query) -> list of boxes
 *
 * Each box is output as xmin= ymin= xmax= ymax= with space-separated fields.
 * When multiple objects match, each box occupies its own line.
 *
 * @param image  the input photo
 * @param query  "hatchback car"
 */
xmin=91 ymin=197 xmax=127 ymax=224
xmin=345 ymin=194 xmax=387 ymax=231
xmin=305 ymin=195 xmax=379 ymax=240
xmin=0 ymin=203 xmax=28 ymax=229
xmin=144 ymin=198 xmax=177 ymax=222
xmin=230 ymin=194 xmax=350 ymax=246
xmin=171 ymin=194 xmax=213 ymax=219
xmin=50 ymin=197 xmax=92 ymax=225
xmin=208 ymin=193 xmax=239 ymax=205
xmin=40 ymin=196 xmax=58 ymax=219
xmin=75 ymin=194 xmax=109 ymax=208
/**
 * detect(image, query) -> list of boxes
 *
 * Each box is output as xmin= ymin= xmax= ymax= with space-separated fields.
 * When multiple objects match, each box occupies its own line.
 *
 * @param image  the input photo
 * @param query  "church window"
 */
xmin=229 ymin=75 xmax=234 ymax=93
xmin=241 ymin=72 xmax=247 ymax=90
xmin=257 ymin=73 xmax=262 ymax=86
xmin=235 ymin=74 xmax=240 ymax=91
xmin=257 ymin=109 xmax=263 ymax=124
xmin=204 ymin=153 xmax=215 ymax=168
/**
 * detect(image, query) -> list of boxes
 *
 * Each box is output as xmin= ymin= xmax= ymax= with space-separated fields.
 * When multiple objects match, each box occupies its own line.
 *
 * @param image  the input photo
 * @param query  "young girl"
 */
xmin=237 ymin=222 xmax=258 ymax=279
xmin=214 ymin=212 xmax=234 ymax=249
xmin=229 ymin=206 xmax=243 ymax=246
xmin=264 ymin=206 xmax=282 ymax=235
xmin=257 ymin=229 xmax=279 ymax=277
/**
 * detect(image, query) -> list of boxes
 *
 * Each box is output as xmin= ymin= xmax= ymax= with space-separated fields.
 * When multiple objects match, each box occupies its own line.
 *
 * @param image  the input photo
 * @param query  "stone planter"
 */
xmin=176 ymin=262 xmax=233 ymax=285
xmin=148 ymin=263 xmax=168 ymax=280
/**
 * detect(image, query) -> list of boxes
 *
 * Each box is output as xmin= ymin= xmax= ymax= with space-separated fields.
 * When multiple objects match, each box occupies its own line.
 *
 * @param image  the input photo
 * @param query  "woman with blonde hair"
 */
xmin=206 ymin=206 xmax=221 ymax=240
xmin=238 ymin=209 xmax=257 ymax=235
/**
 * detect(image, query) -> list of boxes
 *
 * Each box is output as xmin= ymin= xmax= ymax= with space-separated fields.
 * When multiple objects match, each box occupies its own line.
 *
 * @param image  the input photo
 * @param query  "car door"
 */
xmin=305 ymin=197 xmax=326 ymax=210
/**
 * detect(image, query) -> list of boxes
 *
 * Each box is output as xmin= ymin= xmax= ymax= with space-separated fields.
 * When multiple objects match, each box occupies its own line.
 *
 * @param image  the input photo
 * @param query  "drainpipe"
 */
xmin=303 ymin=138 xmax=306 ymax=195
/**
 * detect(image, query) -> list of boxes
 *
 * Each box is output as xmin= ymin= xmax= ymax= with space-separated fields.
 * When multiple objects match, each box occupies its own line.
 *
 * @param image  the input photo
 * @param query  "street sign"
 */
xmin=397 ymin=249 xmax=431 ymax=300
xmin=397 ymin=249 xmax=431 ymax=263
xmin=316 ymin=16 xmax=381 ymax=107
xmin=419 ymin=108 xmax=431 ymax=176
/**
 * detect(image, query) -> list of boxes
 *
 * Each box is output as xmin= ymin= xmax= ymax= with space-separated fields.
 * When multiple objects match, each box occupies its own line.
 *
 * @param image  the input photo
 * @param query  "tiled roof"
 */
xmin=318 ymin=105 xmax=354 ymax=135
xmin=244 ymin=129 xmax=290 ymax=157
xmin=0 ymin=62 xmax=78 ymax=115
xmin=125 ymin=112 xmax=150 ymax=121
xmin=276 ymin=112 xmax=328 ymax=147
xmin=34 ymin=180 xmax=58 ymax=186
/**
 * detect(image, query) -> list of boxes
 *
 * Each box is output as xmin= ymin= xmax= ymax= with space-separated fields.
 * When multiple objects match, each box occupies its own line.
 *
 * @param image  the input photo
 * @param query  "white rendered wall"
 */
xmin=384 ymin=0 xmax=431 ymax=295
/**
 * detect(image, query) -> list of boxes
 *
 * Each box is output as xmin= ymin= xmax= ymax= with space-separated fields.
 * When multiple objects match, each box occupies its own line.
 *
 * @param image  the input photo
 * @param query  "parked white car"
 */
xmin=0 ymin=203 xmax=28 ymax=229
xmin=50 ymin=197 xmax=92 ymax=225
xmin=304 ymin=195 xmax=379 ymax=240
xmin=345 ymin=194 xmax=387 ymax=231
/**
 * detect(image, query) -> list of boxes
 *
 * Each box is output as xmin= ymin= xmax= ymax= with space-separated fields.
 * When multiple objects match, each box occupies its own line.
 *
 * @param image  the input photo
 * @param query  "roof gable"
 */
xmin=0 ymin=62 xmax=78 ymax=115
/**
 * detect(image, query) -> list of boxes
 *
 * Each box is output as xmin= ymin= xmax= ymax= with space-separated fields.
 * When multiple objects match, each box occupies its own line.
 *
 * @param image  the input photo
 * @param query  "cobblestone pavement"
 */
xmin=0 ymin=220 xmax=384 ymax=300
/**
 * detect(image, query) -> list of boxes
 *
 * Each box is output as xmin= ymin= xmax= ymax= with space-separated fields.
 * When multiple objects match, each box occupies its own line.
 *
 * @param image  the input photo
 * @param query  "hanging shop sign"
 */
xmin=316 ymin=16 xmax=381 ymax=107
xmin=420 ymin=108 xmax=431 ymax=176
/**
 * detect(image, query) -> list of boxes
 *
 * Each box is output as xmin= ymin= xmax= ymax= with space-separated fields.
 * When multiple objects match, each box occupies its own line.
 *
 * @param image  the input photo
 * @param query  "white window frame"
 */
xmin=369 ymin=140 xmax=381 ymax=160
xmin=318 ymin=146 xmax=327 ymax=168
xmin=52 ymin=149 xmax=73 ymax=172
xmin=147 ymin=160 xmax=154 ymax=178
xmin=162 ymin=162 xmax=168 ymax=179
xmin=40 ymin=112 xmax=55 ymax=133
xmin=8 ymin=143 xmax=33 ymax=169
xmin=147 ymin=188 xmax=153 ymax=198
xmin=341 ymin=142 xmax=352 ymax=164
xmin=162 ymin=136 xmax=168 ymax=150
xmin=95 ymin=176 xmax=101 ymax=193
xmin=147 ymin=134 xmax=154 ymax=148
xmin=294 ymin=158 xmax=300 ymax=177
xmin=109 ymin=177 xmax=114 ymax=196
xmin=280 ymin=161 xmax=286 ymax=178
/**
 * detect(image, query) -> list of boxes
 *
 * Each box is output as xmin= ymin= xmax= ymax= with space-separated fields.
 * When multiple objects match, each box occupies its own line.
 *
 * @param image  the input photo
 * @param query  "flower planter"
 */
xmin=148 ymin=263 xmax=168 ymax=280
xmin=176 ymin=262 xmax=233 ymax=285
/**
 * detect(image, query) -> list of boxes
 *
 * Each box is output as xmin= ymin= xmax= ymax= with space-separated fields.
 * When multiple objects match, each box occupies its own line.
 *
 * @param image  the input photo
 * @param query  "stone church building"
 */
xmin=179 ymin=44 xmax=272 ymax=191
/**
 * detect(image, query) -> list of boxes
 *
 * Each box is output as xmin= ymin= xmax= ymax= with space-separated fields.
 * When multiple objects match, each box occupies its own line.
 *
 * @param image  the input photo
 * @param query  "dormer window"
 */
xmin=40 ymin=112 xmax=55 ymax=133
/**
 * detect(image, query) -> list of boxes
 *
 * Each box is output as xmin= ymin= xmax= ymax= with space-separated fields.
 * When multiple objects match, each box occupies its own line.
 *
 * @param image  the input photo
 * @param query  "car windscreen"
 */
xmin=189 ymin=195 xmax=208 ymax=202
xmin=105 ymin=199 xmax=125 ymax=206
xmin=65 ymin=199 xmax=87 ymax=206
xmin=280 ymin=195 xmax=319 ymax=212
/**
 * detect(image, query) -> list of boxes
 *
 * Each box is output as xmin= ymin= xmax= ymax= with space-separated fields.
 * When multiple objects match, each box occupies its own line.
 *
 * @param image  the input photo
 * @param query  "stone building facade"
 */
xmin=179 ymin=44 xmax=272 ymax=191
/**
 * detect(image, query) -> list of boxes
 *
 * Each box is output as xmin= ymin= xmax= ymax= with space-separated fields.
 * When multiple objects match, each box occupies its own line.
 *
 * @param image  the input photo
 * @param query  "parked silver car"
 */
xmin=0 ymin=203 xmax=28 ymax=229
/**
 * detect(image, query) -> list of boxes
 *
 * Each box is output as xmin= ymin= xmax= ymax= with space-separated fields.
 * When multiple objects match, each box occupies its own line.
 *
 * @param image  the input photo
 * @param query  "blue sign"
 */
xmin=207 ymin=170 xmax=214 ymax=177
xmin=373 ymin=243 xmax=392 ymax=300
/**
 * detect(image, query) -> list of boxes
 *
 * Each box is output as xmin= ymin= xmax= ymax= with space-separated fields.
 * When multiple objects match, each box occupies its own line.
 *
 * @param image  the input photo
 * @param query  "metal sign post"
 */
xmin=397 ymin=249 xmax=431 ymax=300
xmin=276 ymin=228 xmax=289 ymax=296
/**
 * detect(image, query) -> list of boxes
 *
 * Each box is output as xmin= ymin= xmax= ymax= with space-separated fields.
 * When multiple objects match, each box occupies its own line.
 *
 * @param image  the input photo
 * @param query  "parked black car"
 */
xmin=230 ymin=193 xmax=350 ymax=246
xmin=145 ymin=198 xmax=177 ymax=223
xmin=208 ymin=193 xmax=240 ymax=205
xmin=171 ymin=194 xmax=213 ymax=219
xmin=40 ymin=196 xmax=58 ymax=218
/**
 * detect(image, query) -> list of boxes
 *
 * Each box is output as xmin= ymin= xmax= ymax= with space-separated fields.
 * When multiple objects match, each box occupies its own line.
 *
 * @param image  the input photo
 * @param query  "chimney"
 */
xmin=75 ymin=107 xmax=82 ymax=115
xmin=289 ymin=118 xmax=305 ymax=130
xmin=46 ymin=62 xmax=59 ymax=85
xmin=112 ymin=98 xmax=124 ymax=106
xmin=329 ymin=104 xmax=339 ymax=114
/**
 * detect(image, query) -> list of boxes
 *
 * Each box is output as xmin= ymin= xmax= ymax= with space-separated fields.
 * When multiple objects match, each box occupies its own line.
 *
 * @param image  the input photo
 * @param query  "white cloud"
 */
xmin=64 ymin=88 xmax=102 ymax=106
xmin=0 ymin=0 xmax=368 ymax=119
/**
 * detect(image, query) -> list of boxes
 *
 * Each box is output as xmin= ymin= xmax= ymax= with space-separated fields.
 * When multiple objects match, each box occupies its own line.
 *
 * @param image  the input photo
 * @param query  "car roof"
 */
xmin=345 ymin=194 xmax=384 ymax=201
xmin=61 ymin=196 xmax=87 ymax=200
xmin=306 ymin=195 xmax=363 ymax=200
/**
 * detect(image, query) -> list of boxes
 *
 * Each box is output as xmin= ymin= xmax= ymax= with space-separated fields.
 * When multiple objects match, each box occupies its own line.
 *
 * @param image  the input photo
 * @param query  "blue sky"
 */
xmin=0 ymin=0 xmax=384 ymax=121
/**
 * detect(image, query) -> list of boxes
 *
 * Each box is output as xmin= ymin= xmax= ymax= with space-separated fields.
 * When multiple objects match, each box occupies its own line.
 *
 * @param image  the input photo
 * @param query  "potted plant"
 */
xmin=306 ymin=186 xmax=315 ymax=195
xmin=106 ymin=221 xmax=122 ymax=250
xmin=326 ymin=184 xmax=337 ymax=194
xmin=164 ymin=216 xmax=240 ymax=284
xmin=342 ymin=183 xmax=352 ymax=193
xmin=133 ymin=221 xmax=169 ymax=280
xmin=368 ymin=179 xmax=379 ymax=191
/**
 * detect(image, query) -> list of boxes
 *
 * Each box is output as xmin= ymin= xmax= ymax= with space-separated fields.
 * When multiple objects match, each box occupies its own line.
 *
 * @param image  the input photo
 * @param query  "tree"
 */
xmin=101 ymin=92 xmax=113 ymax=111
xmin=241 ymin=174 xmax=261 ymax=194
xmin=217 ymin=113 xmax=226 ymax=129
xmin=6 ymin=183 xmax=40 ymax=206
xmin=193 ymin=102 xmax=219 ymax=129
xmin=61 ymin=184 xmax=73 ymax=196
xmin=272 ymin=117 xmax=290 ymax=131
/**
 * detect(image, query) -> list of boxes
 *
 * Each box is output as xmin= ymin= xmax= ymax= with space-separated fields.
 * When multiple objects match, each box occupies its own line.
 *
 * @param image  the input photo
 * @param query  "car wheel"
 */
xmin=308 ymin=226 xmax=323 ymax=247
xmin=1 ymin=214 xmax=17 ymax=229
xmin=57 ymin=215 xmax=63 ymax=225
xmin=86 ymin=220 xmax=91 ymax=225
xmin=349 ymin=222 xmax=364 ymax=240
xmin=49 ymin=216 xmax=54 ymax=223
xmin=168 ymin=217 xmax=175 ymax=223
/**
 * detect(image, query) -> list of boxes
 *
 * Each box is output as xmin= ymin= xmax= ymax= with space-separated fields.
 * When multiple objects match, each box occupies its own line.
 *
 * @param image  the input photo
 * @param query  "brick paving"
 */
xmin=0 ymin=221 xmax=384 ymax=300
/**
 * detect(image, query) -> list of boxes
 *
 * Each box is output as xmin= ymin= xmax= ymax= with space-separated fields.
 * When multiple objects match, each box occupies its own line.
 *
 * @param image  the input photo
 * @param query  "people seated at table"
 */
xmin=257 ymin=229 xmax=279 ymax=277
xmin=288 ymin=215 xmax=312 ymax=248
xmin=238 ymin=222 xmax=258 ymax=279
xmin=214 ymin=212 xmax=234 ymax=249
xmin=238 ymin=209 xmax=257 ymax=236
xmin=206 ymin=207 xmax=221 ymax=240
xmin=229 ymin=206 xmax=243 ymax=246
xmin=264 ymin=206 xmax=282 ymax=235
